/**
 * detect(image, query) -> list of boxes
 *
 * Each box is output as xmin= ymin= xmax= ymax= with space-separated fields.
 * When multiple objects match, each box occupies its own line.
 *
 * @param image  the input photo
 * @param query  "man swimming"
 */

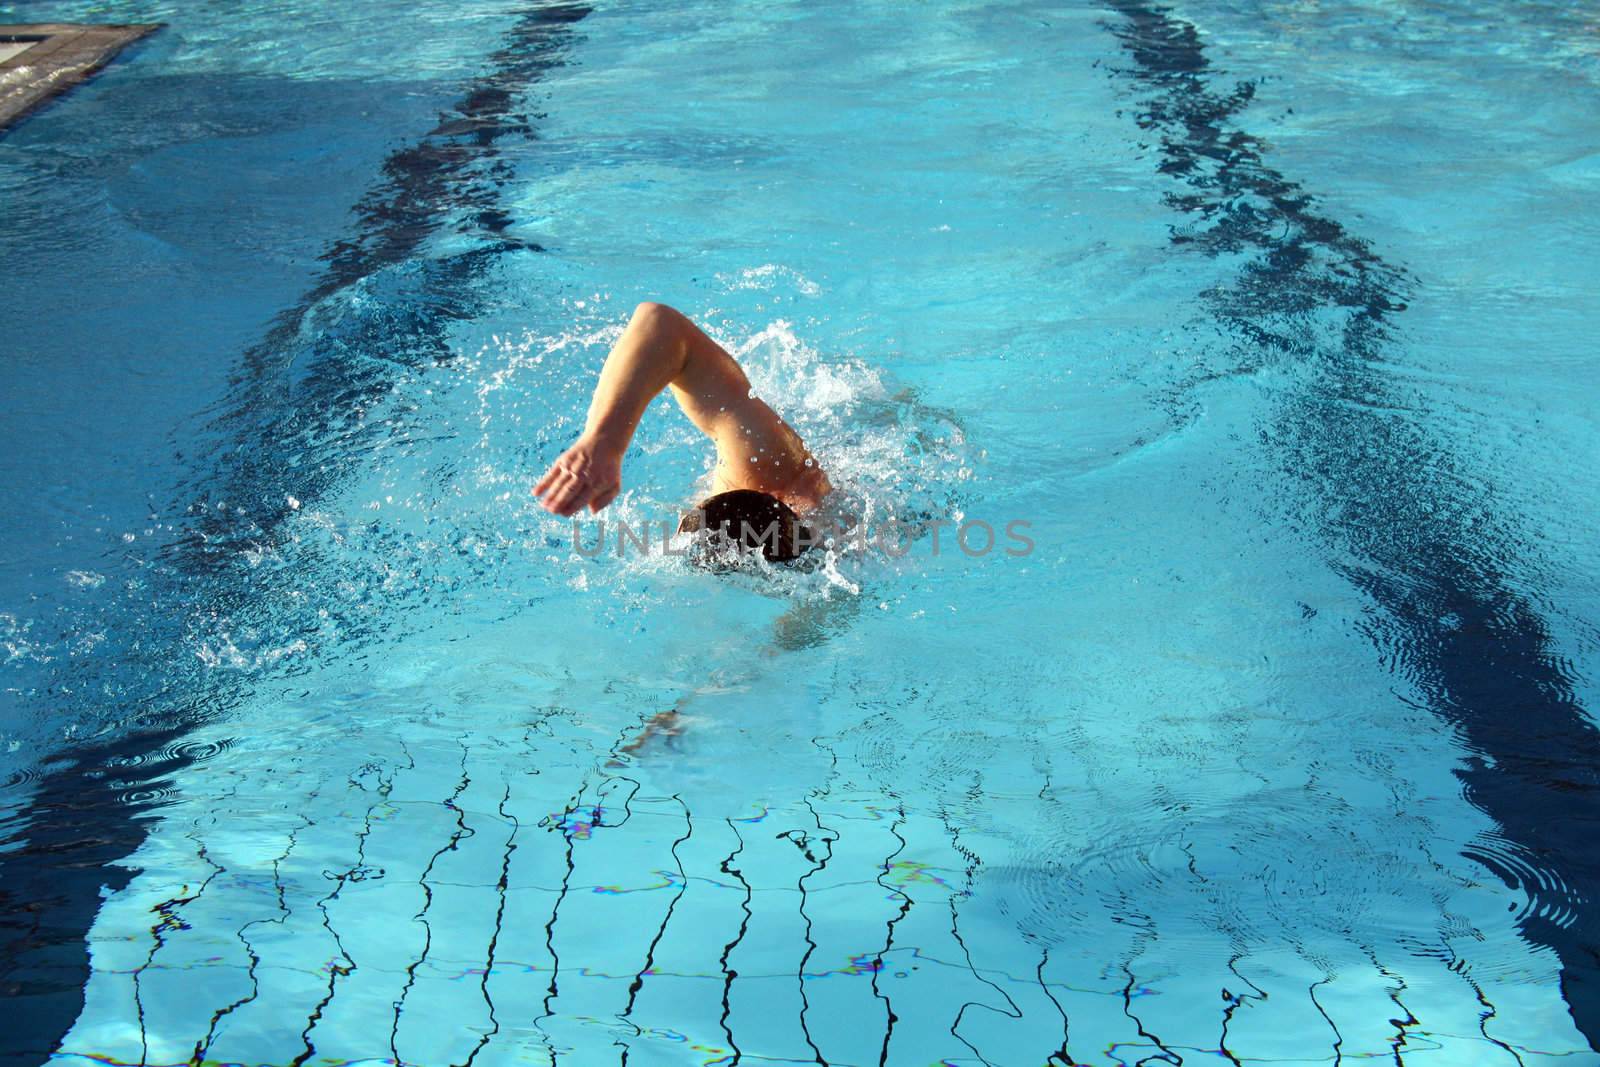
xmin=534 ymin=301 xmax=832 ymax=561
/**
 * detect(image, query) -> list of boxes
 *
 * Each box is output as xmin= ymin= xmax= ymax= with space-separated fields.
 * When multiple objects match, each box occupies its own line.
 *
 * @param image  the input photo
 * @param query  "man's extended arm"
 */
xmin=535 ymin=302 xmax=827 ymax=517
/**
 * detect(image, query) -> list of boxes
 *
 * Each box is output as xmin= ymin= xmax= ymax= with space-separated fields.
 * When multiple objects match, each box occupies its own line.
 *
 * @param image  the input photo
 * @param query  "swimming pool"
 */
xmin=2 ymin=0 xmax=1598 ymax=1062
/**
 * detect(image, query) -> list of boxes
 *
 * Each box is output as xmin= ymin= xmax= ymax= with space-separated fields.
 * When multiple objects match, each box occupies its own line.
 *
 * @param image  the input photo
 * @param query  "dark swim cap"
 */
xmin=678 ymin=489 xmax=814 ymax=564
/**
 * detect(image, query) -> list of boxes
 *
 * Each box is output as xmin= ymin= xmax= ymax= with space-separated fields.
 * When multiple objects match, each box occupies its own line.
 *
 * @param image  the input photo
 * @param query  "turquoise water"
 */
xmin=2 ymin=0 xmax=1598 ymax=1064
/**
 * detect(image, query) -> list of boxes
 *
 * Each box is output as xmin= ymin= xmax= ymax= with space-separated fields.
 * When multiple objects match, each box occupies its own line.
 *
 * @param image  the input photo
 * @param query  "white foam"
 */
xmin=714 ymin=263 xmax=822 ymax=297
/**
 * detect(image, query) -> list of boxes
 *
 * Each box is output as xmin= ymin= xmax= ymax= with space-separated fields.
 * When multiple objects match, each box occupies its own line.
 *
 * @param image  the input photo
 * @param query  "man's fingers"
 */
xmin=557 ymin=480 xmax=598 ymax=517
xmin=535 ymin=453 xmax=591 ymax=500
xmin=533 ymin=465 xmax=560 ymax=497
xmin=540 ymin=470 xmax=583 ymax=514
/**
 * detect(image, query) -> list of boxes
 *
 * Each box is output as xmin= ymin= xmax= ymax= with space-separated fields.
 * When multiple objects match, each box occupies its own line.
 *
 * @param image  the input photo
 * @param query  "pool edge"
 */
xmin=0 ymin=23 xmax=162 ymax=134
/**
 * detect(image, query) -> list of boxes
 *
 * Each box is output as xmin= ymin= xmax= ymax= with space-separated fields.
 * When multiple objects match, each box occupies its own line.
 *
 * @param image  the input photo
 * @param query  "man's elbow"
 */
xmin=631 ymin=300 xmax=679 ymax=326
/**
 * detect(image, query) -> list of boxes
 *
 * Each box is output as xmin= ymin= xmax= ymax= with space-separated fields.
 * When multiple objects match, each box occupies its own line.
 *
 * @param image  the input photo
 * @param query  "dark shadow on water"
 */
xmin=0 ymin=724 xmax=191 ymax=1067
xmin=0 ymin=4 xmax=591 ymax=1064
xmin=1101 ymin=0 xmax=1600 ymax=1047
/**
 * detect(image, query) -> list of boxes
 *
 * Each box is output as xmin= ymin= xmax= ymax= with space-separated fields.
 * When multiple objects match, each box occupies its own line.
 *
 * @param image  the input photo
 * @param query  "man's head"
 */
xmin=678 ymin=489 xmax=813 ymax=564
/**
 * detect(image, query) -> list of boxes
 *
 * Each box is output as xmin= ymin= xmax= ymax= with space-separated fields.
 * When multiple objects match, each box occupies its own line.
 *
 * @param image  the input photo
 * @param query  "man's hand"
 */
xmin=533 ymin=432 xmax=624 ymax=516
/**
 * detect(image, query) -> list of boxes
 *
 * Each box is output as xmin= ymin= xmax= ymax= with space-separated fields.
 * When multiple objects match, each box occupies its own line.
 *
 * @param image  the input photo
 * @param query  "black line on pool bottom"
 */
xmin=872 ymin=802 xmax=910 ymax=1067
xmin=534 ymin=795 xmax=581 ymax=1065
xmin=1307 ymin=977 xmax=1345 ymax=1066
xmin=1121 ymin=970 xmax=1184 ymax=1066
xmin=0 ymin=6 xmax=591 ymax=1067
xmin=1032 ymin=947 xmax=1077 ymax=1066
xmin=718 ymin=820 xmax=752 ymax=1066
xmin=391 ymin=745 xmax=474 ymax=1065
xmin=1368 ymin=954 xmax=1420 ymax=1064
xmin=941 ymin=795 xmax=1024 ymax=1067
xmin=617 ymin=796 xmax=694 ymax=1065
xmin=1099 ymin=0 xmax=1600 ymax=1048
xmin=1440 ymin=940 xmax=1525 ymax=1067
xmin=1217 ymin=954 xmax=1267 ymax=1067
xmin=794 ymin=796 xmax=838 ymax=1066
xmin=534 ymin=769 xmax=645 ymax=1060
xmin=192 ymin=815 xmax=310 ymax=1065
xmin=132 ymin=836 xmax=225 ymax=1067
xmin=1116 ymin=936 xmax=1181 ymax=1066
xmin=291 ymin=759 xmax=396 ymax=1067
xmin=462 ymin=784 xmax=519 ymax=1067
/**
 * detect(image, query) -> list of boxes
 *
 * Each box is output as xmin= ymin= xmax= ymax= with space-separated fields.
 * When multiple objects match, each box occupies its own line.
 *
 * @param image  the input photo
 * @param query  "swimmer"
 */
xmin=534 ymin=301 xmax=832 ymax=561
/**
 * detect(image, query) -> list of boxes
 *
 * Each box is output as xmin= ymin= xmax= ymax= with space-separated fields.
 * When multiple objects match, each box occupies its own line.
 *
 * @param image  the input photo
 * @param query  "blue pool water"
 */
xmin=2 ymin=0 xmax=1598 ymax=1063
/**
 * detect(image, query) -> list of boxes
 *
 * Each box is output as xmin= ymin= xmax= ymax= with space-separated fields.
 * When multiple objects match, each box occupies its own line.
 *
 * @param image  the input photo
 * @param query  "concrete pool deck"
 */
xmin=0 ymin=23 xmax=160 ymax=132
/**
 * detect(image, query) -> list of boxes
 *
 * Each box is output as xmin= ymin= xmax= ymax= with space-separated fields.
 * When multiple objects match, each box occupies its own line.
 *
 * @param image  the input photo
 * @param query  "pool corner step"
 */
xmin=0 ymin=23 xmax=161 ymax=133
